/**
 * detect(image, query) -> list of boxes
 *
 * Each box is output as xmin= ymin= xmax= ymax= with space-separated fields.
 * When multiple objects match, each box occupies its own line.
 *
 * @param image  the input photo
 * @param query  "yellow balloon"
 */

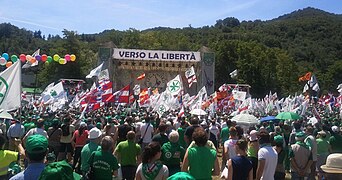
xmin=53 ymin=54 xmax=60 ymax=61
xmin=59 ymin=58 xmax=65 ymax=64
xmin=70 ymin=54 xmax=76 ymax=61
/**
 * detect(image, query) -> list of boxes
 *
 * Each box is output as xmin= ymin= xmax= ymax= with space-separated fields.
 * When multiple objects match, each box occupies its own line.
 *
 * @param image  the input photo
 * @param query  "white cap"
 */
xmin=88 ymin=127 xmax=102 ymax=139
xmin=332 ymin=126 xmax=340 ymax=133
xmin=80 ymin=122 xmax=87 ymax=127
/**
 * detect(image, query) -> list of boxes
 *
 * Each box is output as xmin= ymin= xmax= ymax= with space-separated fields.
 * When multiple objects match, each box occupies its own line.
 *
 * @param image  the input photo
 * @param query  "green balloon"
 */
xmin=47 ymin=56 xmax=53 ymax=63
xmin=11 ymin=55 xmax=18 ymax=62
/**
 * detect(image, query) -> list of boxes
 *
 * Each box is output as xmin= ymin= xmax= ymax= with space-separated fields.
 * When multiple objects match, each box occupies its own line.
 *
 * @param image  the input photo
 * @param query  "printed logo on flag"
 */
xmin=168 ymin=80 xmax=180 ymax=93
xmin=159 ymin=105 xmax=166 ymax=113
xmin=0 ymin=77 xmax=9 ymax=105
xmin=50 ymin=90 xmax=57 ymax=97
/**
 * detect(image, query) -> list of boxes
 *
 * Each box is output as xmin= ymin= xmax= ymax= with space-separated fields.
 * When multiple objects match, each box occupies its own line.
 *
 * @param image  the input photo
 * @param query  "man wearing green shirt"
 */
xmin=114 ymin=131 xmax=141 ymax=180
xmin=161 ymin=131 xmax=185 ymax=176
xmin=88 ymin=136 xmax=119 ymax=180
xmin=329 ymin=126 xmax=342 ymax=153
xmin=80 ymin=127 xmax=102 ymax=175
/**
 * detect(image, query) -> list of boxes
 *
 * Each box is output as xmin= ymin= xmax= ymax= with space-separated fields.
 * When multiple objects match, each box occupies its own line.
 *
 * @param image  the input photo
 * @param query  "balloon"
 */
xmin=2 ymin=53 xmax=9 ymax=60
xmin=53 ymin=54 xmax=60 ymax=61
xmin=11 ymin=55 xmax=18 ymax=62
xmin=26 ymin=55 xmax=32 ymax=61
xmin=65 ymin=54 xmax=71 ymax=61
xmin=45 ymin=61 xmax=49 ymax=65
xmin=0 ymin=57 xmax=7 ymax=66
xmin=70 ymin=54 xmax=76 ymax=61
xmin=59 ymin=58 xmax=66 ymax=64
xmin=35 ymin=55 xmax=41 ymax=61
xmin=41 ymin=54 xmax=47 ymax=62
xmin=6 ymin=61 xmax=12 ymax=68
xmin=30 ymin=58 xmax=36 ymax=64
xmin=47 ymin=56 xmax=53 ymax=63
xmin=20 ymin=54 xmax=26 ymax=62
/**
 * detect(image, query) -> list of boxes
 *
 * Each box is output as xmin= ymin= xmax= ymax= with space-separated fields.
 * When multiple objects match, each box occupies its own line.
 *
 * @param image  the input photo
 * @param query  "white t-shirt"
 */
xmin=25 ymin=128 xmax=48 ymax=138
xmin=258 ymin=145 xmax=278 ymax=180
xmin=140 ymin=123 xmax=154 ymax=143
xmin=209 ymin=125 xmax=220 ymax=140
xmin=224 ymin=139 xmax=237 ymax=159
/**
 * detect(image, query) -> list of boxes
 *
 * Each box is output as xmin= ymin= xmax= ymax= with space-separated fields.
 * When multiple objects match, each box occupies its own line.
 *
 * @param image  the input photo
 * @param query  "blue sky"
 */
xmin=0 ymin=0 xmax=341 ymax=36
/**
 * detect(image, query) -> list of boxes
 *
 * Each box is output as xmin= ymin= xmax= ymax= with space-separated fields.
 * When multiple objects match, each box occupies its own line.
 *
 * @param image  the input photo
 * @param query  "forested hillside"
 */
xmin=0 ymin=7 xmax=341 ymax=97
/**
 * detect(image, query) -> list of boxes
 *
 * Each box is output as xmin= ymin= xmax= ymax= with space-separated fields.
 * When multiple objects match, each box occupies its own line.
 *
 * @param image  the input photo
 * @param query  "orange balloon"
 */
xmin=30 ymin=58 xmax=36 ymax=64
xmin=6 ymin=61 xmax=12 ymax=67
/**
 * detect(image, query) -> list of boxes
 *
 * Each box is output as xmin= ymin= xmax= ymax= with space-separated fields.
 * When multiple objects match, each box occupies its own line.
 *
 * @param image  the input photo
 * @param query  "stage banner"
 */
xmin=113 ymin=48 xmax=201 ymax=62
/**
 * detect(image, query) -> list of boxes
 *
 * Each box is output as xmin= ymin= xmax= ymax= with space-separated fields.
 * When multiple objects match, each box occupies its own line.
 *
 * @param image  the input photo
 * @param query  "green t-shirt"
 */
xmin=177 ymin=128 xmax=187 ymax=148
xmin=81 ymin=141 xmax=101 ymax=172
xmin=316 ymin=138 xmax=330 ymax=155
xmin=152 ymin=133 xmax=169 ymax=146
xmin=161 ymin=142 xmax=185 ymax=175
xmin=220 ymin=127 xmax=229 ymax=145
xmin=329 ymin=134 xmax=342 ymax=153
xmin=89 ymin=151 xmax=120 ymax=180
xmin=115 ymin=140 xmax=141 ymax=166
xmin=187 ymin=146 xmax=216 ymax=180
xmin=24 ymin=122 xmax=35 ymax=132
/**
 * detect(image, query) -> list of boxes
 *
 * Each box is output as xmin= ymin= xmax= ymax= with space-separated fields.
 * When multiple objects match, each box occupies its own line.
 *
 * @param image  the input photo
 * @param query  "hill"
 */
xmin=0 ymin=7 xmax=341 ymax=97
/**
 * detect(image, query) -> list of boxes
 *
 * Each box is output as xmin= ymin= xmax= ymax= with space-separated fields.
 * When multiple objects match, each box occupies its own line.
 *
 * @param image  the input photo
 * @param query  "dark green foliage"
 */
xmin=0 ymin=7 xmax=341 ymax=97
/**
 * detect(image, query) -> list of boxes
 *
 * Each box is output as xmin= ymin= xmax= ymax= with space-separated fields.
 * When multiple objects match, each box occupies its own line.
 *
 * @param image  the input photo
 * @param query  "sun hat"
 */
xmin=88 ymin=127 xmax=102 ymax=139
xmin=249 ymin=130 xmax=258 ymax=141
xmin=321 ymin=153 xmax=342 ymax=174
xmin=25 ymin=135 xmax=48 ymax=154
xmin=38 ymin=160 xmax=81 ymax=180
xmin=331 ymin=126 xmax=340 ymax=133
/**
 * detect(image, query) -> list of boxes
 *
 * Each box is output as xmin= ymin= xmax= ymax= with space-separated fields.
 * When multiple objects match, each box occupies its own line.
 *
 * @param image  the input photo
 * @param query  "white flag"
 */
xmin=185 ymin=66 xmax=195 ymax=78
xmin=0 ymin=61 xmax=21 ymax=111
xmin=230 ymin=69 xmax=238 ymax=78
xmin=86 ymin=63 xmax=104 ymax=78
xmin=22 ymin=49 xmax=40 ymax=68
xmin=232 ymin=90 xmax=246 ymax=101
xmin=133 ymin=85 xmax=141 ymax=96
xmin=337 ymin=83 xmax=342 ymax=93
xmin=98 ymin=69 xmax=109 ymax=81
xmin=166 ymin=75 xmax=182 ymax=96
xmin=42 ymin=82 xmax=66 ymax=105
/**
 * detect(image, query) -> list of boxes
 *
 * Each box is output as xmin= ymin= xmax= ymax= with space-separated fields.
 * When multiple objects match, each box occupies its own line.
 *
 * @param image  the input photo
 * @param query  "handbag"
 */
xmin=85 ymin=153 xmax=95 ymax=180
xmin=138 ymin=123 xmax=150 ymax=144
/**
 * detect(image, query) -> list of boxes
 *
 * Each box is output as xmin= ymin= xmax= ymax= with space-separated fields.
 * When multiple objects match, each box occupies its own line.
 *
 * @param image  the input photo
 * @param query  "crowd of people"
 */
xmin=0 ymin=105 xmax=341 ymax=180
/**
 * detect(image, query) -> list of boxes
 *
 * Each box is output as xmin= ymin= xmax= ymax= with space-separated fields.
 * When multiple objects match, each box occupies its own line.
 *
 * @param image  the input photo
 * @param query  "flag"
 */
xmin=299 ymin=72 xmax=312 ymax=82
xmin=0 ymin=61 xmax=21 ymax=111
xmin=136 ymin=73 xmax=145 ymax=80
xmin=133 ymin=85 xmax=140 ymax=95
xmin=185 ymin=66 xmax=197 ymax=88
xmin=178 ymin=106 xmax=185 ymax=117
xmin=139 ymin=88 xmax=150 ymax=106
xmin=232 ymin=90 xmax=246 ymax=101
xmin=22 ymin=49 xmax=40 ymax=68
xmin=337 ymin=83 xmax=342 ymax=93
xmin=309 ymin=75 xmax=319 ymax=92
xmin=229 ymin=69 xmax=238 ymax=78
xmin=106 ymin=85 xmax=130 ymax=103
xmin=166 ymin=75 xmax=182 ymax=96
xmin=98 ymin=69 xmax=109 ymax=81
xmin=86 ymin=62 xmax=104 ymax=78
xmin=185 ymin=66 xmax=196 ymax=78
